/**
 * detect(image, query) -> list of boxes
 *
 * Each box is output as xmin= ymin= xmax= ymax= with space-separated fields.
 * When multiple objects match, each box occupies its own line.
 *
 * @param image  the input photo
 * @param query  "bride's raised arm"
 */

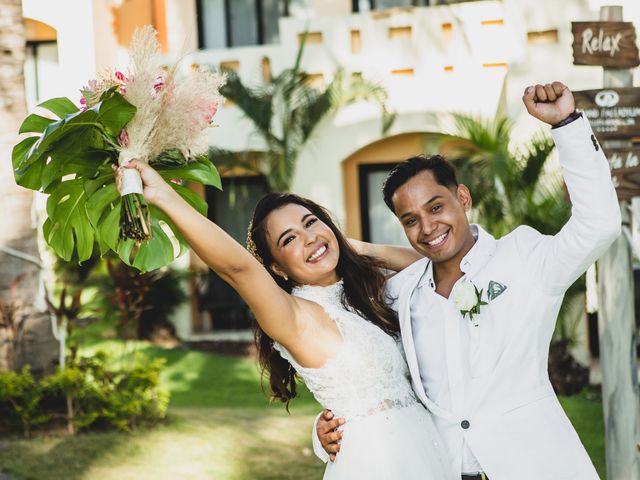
xmin=115 ymin=160 xmax=301 ymax=345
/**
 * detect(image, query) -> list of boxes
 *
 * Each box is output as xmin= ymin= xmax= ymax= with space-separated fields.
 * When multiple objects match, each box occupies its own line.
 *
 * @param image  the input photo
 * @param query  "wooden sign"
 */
xmin=602 ymin=146 xmax=640 ymax=199
xmin=572 ymin=21 xmax=640 ymax=68
xmin=607 ymin=146 xmax=640 ymax=170
xmin=611 ymin=164 xmax=640 ymax=200
xmin=574 ymin=88 xmax=640 ymax=138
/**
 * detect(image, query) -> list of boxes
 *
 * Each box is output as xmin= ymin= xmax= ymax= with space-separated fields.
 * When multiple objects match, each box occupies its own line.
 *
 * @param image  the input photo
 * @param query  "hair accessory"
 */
xmin=246 ymin=221 xmax=263 ymax=264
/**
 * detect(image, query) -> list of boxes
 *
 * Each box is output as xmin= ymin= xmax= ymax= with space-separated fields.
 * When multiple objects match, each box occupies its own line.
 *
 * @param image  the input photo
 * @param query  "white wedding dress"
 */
xmin=273 ymin=281 xmax=455 ymax=480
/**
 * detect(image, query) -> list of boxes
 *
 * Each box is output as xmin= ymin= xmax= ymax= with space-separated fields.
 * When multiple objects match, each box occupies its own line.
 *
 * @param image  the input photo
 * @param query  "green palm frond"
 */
xmin=208 ymin=147 xmax=264 ymax=177
xmin=434 ymin=113 xmax=563 ymax=235
xmin=216 ymin=33 xmax=394 ymax=192
xmin=451 ymin=114 xmax=511 ymax=154
xmin=518 ymin=133 xmax=556 ymax=190
xmin=219 ymin=70 xmax=275 ymax=142
xmin=331 ymin=71 xmax=395 ymax=134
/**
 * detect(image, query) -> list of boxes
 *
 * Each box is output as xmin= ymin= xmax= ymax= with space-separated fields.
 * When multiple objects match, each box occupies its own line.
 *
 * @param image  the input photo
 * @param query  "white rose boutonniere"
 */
xmin=451 ymin=280 xmax=487 ymax=323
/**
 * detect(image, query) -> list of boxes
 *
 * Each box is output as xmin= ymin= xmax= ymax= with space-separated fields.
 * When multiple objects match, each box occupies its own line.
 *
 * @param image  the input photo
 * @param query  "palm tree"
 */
xmin=0 ymin=0 xmax=58 ymax=374
xmin=436 ymin=114 xmax=567 ymax=236
xmin=212 ymin=39 xmax=395 ymax=192
xmin=434 ymin=114 xmax=588 ymax=395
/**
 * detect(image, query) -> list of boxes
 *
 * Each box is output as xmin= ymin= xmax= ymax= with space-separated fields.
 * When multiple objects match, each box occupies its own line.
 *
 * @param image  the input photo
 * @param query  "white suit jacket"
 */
xmin=313 ymin=116 xmax=620 ymax=479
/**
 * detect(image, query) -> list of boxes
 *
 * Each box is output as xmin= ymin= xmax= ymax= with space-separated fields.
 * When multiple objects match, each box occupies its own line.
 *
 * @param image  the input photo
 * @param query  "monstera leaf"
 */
xmin=13 ymin=92 xmax=134 ymax=189
xmin=12 ymin=93 xmax=222 ymax=271
xmin=43 ymin=178 xmax=95 ymax=262
xmin=86 ymin=158 xmax=220 ymax=272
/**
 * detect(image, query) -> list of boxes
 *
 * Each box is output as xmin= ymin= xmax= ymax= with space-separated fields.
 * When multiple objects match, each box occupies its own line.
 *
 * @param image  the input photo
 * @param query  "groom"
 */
xmin=314 ymin=82 xmax=620 ymax=479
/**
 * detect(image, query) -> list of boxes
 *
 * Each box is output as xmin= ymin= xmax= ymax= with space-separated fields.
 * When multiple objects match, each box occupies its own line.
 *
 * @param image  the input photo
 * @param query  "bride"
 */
xmin=115 ymin=163 xmax=455 ymax=479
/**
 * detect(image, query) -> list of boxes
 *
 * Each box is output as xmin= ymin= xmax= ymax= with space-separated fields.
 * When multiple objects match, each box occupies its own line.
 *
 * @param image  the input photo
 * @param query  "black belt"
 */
xmin=462 ymin=474 xmax=488 ymax=480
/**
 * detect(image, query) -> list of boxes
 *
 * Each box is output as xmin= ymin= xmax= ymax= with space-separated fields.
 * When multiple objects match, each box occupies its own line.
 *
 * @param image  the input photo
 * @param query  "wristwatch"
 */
xmin=551 ymin=110 xmax=582 ymax=129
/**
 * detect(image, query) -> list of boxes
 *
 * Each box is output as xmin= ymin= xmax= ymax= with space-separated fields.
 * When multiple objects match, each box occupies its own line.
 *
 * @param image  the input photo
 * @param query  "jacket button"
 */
xmin=461 ymin=420 xmax=470 ymax=429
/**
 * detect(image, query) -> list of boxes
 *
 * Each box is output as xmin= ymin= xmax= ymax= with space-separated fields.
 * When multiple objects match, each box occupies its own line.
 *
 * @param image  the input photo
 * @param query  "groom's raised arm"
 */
xmin=516 ymin=82 xmax=621 ymax=295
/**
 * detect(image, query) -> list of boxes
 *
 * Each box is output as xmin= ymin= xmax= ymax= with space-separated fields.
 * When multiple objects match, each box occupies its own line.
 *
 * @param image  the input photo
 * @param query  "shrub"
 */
xmin=0 ymin=366 xmax=49 ymax=437
xmin=0 ymin=350 xmax=169 ymax=437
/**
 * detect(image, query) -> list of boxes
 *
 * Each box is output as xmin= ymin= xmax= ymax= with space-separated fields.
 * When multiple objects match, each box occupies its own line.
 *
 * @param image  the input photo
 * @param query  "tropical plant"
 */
xmin=44 ymin=251 xmax=104 ymax=369
xmin=436 ymin=113 xmax=566 ymax=237
xmin=12 ymin=28 xmax=223 ymax=273
xmin=434 ymin=114 xmax=588 ymax=394
xmin=0 ymin=366 xmax=49 ymax=438
xmin=212 ymin=38 xmax=395 ymax=192
xmin=90 ymin=256 xmax=187 ymax=341
xmin=0 ymin=350 xmax=168 ymax=437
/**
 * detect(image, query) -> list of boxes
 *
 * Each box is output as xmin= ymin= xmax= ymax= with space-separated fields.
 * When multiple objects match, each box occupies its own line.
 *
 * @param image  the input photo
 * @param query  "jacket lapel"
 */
xmin=397 ymin=259 xmax=459 ymax=422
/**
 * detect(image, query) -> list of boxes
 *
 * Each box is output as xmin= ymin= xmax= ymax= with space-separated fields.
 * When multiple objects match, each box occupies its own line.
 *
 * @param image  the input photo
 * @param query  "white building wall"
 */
xmin=21 ymin=0 xmax=640 ymax=338
xmin=22 ymin=0 xmax=99 ymax=101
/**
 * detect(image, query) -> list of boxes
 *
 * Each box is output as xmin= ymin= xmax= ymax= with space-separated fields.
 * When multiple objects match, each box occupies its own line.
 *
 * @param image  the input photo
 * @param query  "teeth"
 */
xmin=308 ymin=245 xmax=327 ymax=261
xmin=428 ymin=232 xmax=447 ymax=246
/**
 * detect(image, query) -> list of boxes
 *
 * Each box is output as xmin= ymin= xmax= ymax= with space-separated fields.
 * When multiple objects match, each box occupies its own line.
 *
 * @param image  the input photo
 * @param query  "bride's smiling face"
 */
xmin=265 ymin=203 xmax=340 ymax=287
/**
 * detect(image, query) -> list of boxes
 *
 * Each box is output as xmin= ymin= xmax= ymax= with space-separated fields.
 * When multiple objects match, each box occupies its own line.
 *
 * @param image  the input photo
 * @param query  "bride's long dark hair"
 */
xmin=249 ymin=193 xmax=399 ymax=409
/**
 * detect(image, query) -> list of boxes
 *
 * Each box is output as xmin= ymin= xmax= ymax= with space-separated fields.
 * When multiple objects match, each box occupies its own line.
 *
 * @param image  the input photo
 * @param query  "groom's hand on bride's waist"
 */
xmin=522 ymin=81 xmax=576 ymax=126
xmin=317 ymin=409 xmax=345 ymax=461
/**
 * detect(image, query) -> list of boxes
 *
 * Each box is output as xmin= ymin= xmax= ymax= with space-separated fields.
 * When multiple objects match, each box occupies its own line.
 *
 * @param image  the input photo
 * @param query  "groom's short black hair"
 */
xmin=382 ymin=155 xmax=458 ymax=214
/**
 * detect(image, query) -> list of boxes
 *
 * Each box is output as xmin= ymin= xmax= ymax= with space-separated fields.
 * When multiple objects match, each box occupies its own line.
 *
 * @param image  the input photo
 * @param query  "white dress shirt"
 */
xmin=411 ymin=226 xmax=484 ymax=474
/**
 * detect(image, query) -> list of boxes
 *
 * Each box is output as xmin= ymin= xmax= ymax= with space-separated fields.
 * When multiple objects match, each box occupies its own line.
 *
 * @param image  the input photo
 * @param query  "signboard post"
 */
xmin=573 ymin=6 xmax=640 ymax=480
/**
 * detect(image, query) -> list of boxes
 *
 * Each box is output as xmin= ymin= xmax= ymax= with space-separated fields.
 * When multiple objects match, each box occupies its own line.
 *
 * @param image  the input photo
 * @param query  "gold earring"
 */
xmin=283 ymin=274 xmax=289 ymax=281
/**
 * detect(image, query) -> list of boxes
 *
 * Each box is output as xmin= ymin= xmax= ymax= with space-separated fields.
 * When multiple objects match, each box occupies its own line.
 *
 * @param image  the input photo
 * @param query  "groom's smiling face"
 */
xmin=391 ymin=170 xmax=475 ymax=265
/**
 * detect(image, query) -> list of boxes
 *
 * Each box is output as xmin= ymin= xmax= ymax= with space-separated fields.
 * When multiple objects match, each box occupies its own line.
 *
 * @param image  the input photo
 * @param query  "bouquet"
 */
xmin=12 ymin=26 xmax=225 ymax=272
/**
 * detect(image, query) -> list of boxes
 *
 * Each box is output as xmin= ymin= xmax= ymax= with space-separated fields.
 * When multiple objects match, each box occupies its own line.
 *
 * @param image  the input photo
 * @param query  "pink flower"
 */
xmin=115 ymin=71 xmax=128 ymax=83
xmin=83 ymin=79 xmax=98 ymax=93
xmin=153 ymin=76 xmax=164 ymax=93
xmin=79 ymin=96 xmax=87 ymax=112
xmin=205 ymin=103 xmax=218 ymax=123
xmin=119 ymin=129 xmax=130 ymax=148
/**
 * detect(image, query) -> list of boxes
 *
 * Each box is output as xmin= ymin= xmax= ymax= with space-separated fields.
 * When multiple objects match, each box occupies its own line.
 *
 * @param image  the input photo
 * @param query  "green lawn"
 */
xmin=0 ymin=339 xmax=606 ymax=479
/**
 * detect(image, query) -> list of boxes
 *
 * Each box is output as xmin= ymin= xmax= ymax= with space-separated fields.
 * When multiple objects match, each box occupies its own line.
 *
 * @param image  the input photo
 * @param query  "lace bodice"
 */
xmin=273 ymin=281 xmax=417 ymax=421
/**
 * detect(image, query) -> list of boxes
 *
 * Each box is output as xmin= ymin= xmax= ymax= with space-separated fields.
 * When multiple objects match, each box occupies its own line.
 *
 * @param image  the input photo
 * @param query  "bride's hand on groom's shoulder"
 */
xmin=522 ymin=81 xmax=576 ymax=126
xmin=317 ymin=409 xmax=345 ymax=461
xmin=348 ymin=238 xmax=367 ymax=255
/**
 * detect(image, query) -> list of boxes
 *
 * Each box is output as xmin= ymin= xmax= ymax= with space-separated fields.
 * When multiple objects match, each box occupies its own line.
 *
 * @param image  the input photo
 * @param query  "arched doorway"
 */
xmin=342 ymin=132 xmax=440 ymax=244
xmin=189 ymin=152 xmax=269 ymax=334
xmin=23 ymin=18 xmax=58 ymax=109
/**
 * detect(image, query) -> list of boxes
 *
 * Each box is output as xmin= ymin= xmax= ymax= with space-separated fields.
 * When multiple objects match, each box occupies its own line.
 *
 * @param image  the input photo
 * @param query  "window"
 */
xmin=200 ymin=176 xmax=269 ymax=331
xmin=197 ymin=0 xmax=290 ymax=48
xmin=359 ymin=164 xmax=411 ymax=245
xmin=352 ymin=0 xmax=486 ymax=10
xmin=24 ymin=41 xmax=59 ymax=110
xmin=353 ymin=0 xmax=428 ymax=12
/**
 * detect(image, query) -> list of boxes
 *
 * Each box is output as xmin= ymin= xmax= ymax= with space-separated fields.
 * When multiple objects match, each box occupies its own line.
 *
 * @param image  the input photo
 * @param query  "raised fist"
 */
xmin=522 ymin=81 xmax=576 ymax=126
